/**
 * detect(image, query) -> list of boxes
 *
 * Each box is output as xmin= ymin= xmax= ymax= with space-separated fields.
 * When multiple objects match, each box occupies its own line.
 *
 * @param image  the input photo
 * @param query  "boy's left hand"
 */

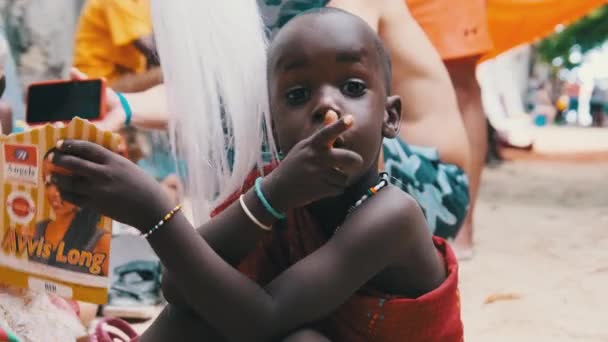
xmin=49 ymin=139 xmax=174 ymax=231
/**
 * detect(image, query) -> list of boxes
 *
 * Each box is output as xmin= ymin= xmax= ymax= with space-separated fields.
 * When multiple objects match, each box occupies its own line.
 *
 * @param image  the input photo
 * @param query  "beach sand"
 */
xmin=128 ymin=160 xmax=608 ymax=341
xmin=460 ymin=161 xmax=608 ymax=342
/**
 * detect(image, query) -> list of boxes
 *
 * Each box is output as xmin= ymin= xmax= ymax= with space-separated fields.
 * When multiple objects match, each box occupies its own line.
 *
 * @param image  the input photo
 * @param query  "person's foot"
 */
xmin=452 ymin=244 xmax=474 ymax=261
xmin=451 ymin=224 xmax=474 ymax=261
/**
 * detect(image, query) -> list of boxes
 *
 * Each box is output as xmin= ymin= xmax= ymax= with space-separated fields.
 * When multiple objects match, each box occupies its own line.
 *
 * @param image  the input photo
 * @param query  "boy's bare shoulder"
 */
xmin=377 ymin=184 xmax=421 ymax=211
xmin=341 ymin=184 xmax=429 ymax=259
xmin=361 ymin=184 xmax=423 ymax=226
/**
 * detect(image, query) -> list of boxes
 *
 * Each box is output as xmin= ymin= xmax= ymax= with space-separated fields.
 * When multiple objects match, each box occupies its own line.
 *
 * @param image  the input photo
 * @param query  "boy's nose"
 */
xmin=312 ymin=86 xmax=342 ymax=121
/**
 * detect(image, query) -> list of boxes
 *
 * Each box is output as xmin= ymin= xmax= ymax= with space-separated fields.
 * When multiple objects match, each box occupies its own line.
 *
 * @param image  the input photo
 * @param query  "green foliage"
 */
xmin=537 ymin=4 xmax=608 ymax=69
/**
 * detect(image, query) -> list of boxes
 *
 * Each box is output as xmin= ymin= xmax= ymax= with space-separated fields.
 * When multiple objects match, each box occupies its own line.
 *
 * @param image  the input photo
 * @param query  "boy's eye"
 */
xmin=341 ymin=80 xmax=367 ymax=97
xmin=285 ymin=87 xmax=310 ymax=105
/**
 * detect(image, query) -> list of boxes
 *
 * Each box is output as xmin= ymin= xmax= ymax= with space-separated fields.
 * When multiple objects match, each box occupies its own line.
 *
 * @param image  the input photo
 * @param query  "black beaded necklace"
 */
xmin=331 ymin=172 xmax=390 ymax=235
xmin=347 ymin=172 xmax=391 ymax=214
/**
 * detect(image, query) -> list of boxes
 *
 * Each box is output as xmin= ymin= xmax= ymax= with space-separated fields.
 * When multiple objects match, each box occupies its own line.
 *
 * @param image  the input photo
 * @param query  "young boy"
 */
xmin=51 ymin=8 xmax=463 ymax=341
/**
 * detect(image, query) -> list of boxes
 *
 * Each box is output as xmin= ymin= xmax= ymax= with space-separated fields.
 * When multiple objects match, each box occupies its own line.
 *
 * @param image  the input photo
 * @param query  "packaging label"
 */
xmin=3 ymin=144 xmax=38 ymax=185
xmin=0 ymin=118 xmax=121 ymax=304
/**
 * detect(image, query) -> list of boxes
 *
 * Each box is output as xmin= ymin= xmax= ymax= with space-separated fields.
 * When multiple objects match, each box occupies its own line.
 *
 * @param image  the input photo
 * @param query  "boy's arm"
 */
xmin=133 ymin=34 xmax=158 ymax=65
xmin=149 ymin=187 xmax=438 ymax=341
xmin=69 ymin=69 xmax=169 ymax=131
xmin=120 ymin=85 xmax=169 ymax=129
xmin=109 ymin=67 xmax=163 ymax=93
xmin=161 ymin=195 xmax=278 ymax=306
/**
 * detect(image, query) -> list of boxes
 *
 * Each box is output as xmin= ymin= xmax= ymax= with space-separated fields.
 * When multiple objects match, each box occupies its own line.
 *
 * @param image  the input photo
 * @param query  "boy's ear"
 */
xmin=382 ymin=95 xmax=401 ymax=139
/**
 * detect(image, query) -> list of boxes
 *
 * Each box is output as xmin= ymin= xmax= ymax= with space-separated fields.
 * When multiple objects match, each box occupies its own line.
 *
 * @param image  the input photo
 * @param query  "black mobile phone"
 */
xmin=26 ymin=79 xmax=106 ymax=124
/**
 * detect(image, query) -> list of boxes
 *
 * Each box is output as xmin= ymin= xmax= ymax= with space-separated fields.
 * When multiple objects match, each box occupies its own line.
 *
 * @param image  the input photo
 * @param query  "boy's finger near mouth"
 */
xmin=333 ymin=136 xmax=346 ymax=148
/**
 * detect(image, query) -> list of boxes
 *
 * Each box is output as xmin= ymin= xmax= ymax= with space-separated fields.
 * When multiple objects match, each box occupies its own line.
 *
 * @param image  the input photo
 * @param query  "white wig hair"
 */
xmin=150 ymin=0 xmax=278 ymax=225
xmin=0 ymin=35 xmax=8 ymax=71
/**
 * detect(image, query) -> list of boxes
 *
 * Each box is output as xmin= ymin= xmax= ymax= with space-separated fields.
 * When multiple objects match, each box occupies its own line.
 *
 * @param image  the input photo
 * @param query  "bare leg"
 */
xmin=486 ymin=119 xmax=502 ymax=166
xmin=444 ymin=56 xmax=487 ymax=259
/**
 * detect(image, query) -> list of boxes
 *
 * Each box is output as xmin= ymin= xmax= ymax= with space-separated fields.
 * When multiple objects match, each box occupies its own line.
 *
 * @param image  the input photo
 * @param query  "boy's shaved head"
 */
xmin=265 ymin=5 xmax=402 ymax=182
xmin=268 ymin=7 xmax=393 ymax=93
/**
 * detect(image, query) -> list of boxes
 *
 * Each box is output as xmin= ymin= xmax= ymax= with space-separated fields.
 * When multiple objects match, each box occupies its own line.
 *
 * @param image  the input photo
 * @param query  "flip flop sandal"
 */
xmin=88 ymin=317 xmax=139 ymax=342
xmin=103 ymin=261 xmax=162 ymax=320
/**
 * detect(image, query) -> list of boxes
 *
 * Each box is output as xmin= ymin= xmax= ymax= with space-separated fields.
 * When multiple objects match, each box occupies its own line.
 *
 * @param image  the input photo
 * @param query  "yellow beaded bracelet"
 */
xmin=142 ymin=204 xmax=183 ymax=238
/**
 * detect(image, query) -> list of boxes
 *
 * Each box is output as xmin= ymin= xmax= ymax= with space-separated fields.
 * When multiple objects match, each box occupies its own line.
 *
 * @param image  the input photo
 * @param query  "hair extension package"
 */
xmin=0 ymin=118 xmax=119 ymax=304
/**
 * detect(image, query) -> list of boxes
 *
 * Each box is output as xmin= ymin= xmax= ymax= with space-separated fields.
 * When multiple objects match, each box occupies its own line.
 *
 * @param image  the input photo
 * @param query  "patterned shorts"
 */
xmin=383 ymin=138 xmax=470 ymax=239
xmin=259 ymin=0 xmax=329 ymax=34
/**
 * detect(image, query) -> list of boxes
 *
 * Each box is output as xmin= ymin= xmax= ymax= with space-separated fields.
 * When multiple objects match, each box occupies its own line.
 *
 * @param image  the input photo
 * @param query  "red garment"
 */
xmin=318 ymin=237 xmax=463 ymax=341
xmin=212 ymin=169 xmax=464 ymax=341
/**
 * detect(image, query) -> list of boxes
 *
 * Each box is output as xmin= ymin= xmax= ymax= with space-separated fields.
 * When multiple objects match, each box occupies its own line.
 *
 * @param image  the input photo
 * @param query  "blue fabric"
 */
xmin=258 ymin=0 xmax=329 ymax=36
xmin=136 ymin=131 xmax=187 ymax=181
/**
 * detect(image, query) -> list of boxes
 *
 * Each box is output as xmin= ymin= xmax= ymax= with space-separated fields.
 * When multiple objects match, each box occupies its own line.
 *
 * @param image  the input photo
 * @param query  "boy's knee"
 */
xmin=281 ymin=329 xmax=331 ymax=342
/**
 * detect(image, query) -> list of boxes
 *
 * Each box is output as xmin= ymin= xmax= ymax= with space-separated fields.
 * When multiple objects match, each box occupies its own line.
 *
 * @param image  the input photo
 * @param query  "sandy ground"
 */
xmin=460 ymin=161 xmax=608 ymax=342
xmin=125 ymin=160 xmax=608 ymax=341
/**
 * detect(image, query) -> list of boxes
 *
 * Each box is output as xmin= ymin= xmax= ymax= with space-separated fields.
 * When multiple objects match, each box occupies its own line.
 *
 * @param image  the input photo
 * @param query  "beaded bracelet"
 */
xmin=116 ymin=92 xmax=133 ymax=127
xmin=254 ymin=177 xmax=285 ymax=220
xmin=142 ymin=205 xmax=182 ymax=238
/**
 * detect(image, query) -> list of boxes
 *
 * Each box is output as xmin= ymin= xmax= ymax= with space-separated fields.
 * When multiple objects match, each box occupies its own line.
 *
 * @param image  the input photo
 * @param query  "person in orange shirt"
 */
xmin=73 ymin=0 xmax=161 ymax=93
xmin=73 ymin=0 xmax=183 ymax=206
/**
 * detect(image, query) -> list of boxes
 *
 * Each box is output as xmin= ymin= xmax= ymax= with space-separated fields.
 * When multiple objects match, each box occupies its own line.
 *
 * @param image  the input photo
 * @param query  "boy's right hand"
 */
xmin=263 ymin=113 xmax=363 ymax=211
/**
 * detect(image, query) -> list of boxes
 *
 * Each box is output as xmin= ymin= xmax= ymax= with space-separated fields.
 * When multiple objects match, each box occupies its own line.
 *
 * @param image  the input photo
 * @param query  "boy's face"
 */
xmin=268 ymin=12 xmax=400 ymax=177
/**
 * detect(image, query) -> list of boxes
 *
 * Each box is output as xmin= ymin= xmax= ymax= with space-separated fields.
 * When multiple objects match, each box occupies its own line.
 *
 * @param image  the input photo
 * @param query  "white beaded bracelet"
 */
xmin=239 ymin=195 xmax=272 ymax=231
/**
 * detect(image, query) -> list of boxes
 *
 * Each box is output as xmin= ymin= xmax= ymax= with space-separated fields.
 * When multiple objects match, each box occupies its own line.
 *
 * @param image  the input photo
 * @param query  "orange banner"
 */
xmin=484 ymin=0 xmax=607 ymax=60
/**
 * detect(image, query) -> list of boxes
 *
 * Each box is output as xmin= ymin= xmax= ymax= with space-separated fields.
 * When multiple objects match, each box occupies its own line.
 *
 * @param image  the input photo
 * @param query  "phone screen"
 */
xmin=26 ymin=80 xmax=103 ymax=124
